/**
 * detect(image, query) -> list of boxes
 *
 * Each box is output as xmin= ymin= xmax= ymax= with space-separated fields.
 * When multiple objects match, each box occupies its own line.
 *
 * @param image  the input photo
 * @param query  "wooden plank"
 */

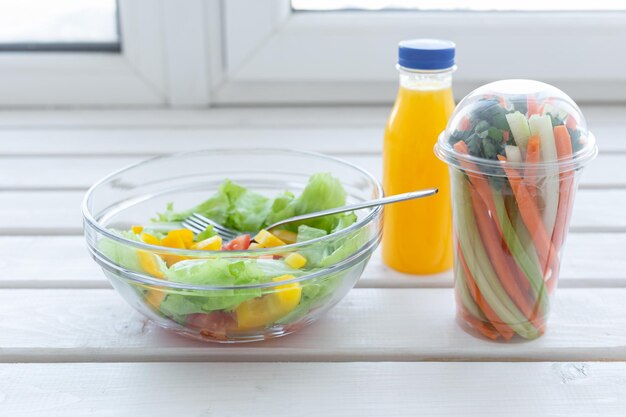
xmin=0 ymin=153 xmax=618 ymax=190
xmin=0 ymin=188 xmax=622 ymax=235
xmin=0 ymin=128 xmax=383 ymax=156
xmin=0 ymin=105 xmax=621 ymax=128
xmin=0 ymin=108 xmax=390 ymax=128
xmin=361 ymin=231 xmax=626 ymax=288
xmin=0 ymin=156 xmax=139 ymax=190
xmin=1 ymin=234 xmax=624 ymax=289
xmin=1 ymin=288 xmax=626 ymax=362
xmin=0 ymin=123 xmax=622 ymax=157
xmin=1 ymin=362 xmax=625 ymax=416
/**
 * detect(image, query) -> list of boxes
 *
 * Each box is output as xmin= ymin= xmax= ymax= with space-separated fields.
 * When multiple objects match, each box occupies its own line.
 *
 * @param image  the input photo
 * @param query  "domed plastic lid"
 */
xmin=435 ymin=79 xmax=598 ymax=175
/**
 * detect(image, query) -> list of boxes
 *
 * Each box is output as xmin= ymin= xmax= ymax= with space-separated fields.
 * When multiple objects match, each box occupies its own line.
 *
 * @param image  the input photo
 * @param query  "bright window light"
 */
xmin=292 ymin=0 xmax=626 ymax=11
xmin=0 ymin=0 xmax=119 ymax=50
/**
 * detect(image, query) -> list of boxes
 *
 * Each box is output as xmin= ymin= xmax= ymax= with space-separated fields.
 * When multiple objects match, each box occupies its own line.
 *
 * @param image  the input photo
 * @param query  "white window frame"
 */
xmin=211 ymin=0 xmax=626 ymax=104
xmin=1 ymin=1 xmax=623 ymax=107
xmin=0 ymin=0 xmax=212 ymax=107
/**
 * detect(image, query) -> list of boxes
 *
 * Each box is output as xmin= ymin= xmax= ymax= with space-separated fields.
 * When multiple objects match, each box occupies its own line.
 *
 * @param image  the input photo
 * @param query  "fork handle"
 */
xmin=266 ymin=188 xmax=438 ymax=231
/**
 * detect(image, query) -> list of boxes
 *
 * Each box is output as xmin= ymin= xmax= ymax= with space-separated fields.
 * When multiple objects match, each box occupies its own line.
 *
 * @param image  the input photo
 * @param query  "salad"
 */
xmin=438 ymin=82 xmax=596 ymax=341
xmin=99 ymin=173 xmax=369 ymax=339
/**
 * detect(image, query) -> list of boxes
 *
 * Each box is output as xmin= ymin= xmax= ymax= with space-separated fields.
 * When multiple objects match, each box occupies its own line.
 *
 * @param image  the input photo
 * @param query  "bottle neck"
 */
xmin=397 ymin=66 xmax=454 ymax=91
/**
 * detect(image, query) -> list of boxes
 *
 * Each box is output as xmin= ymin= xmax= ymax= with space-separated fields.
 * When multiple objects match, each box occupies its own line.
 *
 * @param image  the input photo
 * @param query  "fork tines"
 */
xmin=182 ymin=213 xmax=238 ymax=241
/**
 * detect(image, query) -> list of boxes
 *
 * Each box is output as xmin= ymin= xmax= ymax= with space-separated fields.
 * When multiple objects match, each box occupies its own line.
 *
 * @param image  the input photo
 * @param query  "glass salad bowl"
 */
xmin=83 ymin=149 xmax=383 ymax=343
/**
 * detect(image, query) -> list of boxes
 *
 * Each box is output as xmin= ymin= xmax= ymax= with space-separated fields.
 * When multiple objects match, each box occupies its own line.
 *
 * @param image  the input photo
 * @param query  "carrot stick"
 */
xmin=459 ymin=308 xmax=500 ymax=341
xmin=524 ymin=134 xmax=541 ymax=200
xmin=458 ymin=245 xmax=514 ymax=340
xmin=527 ymin=96 xmax=540 ymax=116
xmin=469 ymin=187 xmax=544 ymax=329
xmin=565 ymin=116 xmax=577 ymax=131
xmin=454 ymin=173 xmax=540 ymax=339
xmin=505 ymin=256 xmax=530 ymax=297
xmin=453 ymin=141 xmax=504 ymax=237
xmin=547 ymin=126 xmax=575 ymax=292
xmin=455 ymin=255 xmax=487 ymax=321
xmin=552 ymin=125 xmax=574 ymax=251
xmin=492 ymin=191 xmax=549 ymax=320
xmin=459 ymin=115 xmax=471 ymax=131
xmin=498 ymin=155 xmax=558 ymax=278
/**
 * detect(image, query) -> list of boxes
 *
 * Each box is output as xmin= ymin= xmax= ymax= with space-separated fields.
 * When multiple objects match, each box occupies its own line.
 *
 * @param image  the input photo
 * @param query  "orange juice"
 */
xmin=382 ymin=39 xmax=455 ymax=274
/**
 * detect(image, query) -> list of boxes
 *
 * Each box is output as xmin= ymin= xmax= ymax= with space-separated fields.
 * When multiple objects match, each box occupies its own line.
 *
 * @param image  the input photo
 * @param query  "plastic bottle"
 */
xmin=382 ymin=39 xmax=455 ymax=274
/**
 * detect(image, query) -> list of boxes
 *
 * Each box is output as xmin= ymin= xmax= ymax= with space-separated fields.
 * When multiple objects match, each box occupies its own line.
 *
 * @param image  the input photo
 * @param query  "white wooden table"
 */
xmin=1 ymin=106 xmax=625 ymax=416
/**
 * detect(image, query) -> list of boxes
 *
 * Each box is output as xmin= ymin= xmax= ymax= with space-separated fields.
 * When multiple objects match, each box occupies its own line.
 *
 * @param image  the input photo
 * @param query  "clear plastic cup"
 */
xmin=434 ymin=80 xmax=597 ymax=342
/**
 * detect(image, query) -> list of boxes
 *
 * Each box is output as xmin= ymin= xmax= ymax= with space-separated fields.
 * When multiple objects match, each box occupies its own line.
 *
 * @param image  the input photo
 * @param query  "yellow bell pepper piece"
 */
xmin=131 ymin=225 xmax=144 ymax=234
xmin=141 ymin=233 xmax=160 ymax=245
xmin=167 ymin=229 xmax=195 ymax=248
xmin=235 ymin=274 xmax=302 ymax=330
xmin=144 ymin=288 xmax=167 ymax=310
xmin=137 ymin=251 xmax=165 ymax=278
xmin=161 ymin=234 xmax=184 ymax=249
xmin=284 ymin=252 xmax=307 ymax=269
xmin=191 ymin=235 xmax=222 ymax=251
xmin=271 ymin=229 xmax=298 ymax=244
xmin=253 ymin=229 xmax=286 ymax=248
xmin=160 ymin=230 xmax=189 ymax=266
xmin=137 ymin=232 xmax=166 ymax=278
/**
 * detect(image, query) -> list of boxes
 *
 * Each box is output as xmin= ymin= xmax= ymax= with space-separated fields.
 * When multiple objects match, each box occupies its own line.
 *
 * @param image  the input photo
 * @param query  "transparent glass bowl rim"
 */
xmin=434 ymin=131 xmax=598 ymax=176
xmin=82 ymin=148 xmax=383 ymax=290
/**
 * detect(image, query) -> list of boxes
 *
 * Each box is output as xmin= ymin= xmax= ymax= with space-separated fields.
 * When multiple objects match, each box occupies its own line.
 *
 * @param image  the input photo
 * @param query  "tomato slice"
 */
xmin=186 ymin=311 xmax=237 ymax=340
xmin=223 ymin=234 xmax=251 ymax=251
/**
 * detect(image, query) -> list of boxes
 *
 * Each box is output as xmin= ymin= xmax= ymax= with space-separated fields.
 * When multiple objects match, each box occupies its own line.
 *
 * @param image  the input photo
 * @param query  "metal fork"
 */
xmin=182 ymin=188 xmax=438 ymax=241
xmin=182 ymin=213 xmax=240 ymax=241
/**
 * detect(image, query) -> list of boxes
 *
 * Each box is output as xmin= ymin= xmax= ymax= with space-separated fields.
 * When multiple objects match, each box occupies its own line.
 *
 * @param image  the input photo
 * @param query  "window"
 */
xmin=0 ymin=0 xmax=120 ymax=51
xmin=0 ymin=1 xmax=623 ymax=107
xmin=212 ymin=0 xmax=626 ymax=105
xmin=292 ymin=0 xmax=626 ymax=12
xmin=0 ymin=0 xmax=211 ymax=107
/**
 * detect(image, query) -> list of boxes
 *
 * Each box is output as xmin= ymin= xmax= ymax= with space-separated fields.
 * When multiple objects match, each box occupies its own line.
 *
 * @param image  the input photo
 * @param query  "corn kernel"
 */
xmin=131 ymin=225 xmax=144 ymax=234
xmin=191 ymin=235 xmax=223 ymax=251
xmin=253 ymin=229 xmax=286 ymax=248
xmin=284 ymin=252 xmax=307 ymax=269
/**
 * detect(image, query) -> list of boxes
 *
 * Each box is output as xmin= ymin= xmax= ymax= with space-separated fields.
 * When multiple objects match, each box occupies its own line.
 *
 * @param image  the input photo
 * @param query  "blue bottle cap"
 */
xmin=398 ymin=39 xmax=455 ymax=70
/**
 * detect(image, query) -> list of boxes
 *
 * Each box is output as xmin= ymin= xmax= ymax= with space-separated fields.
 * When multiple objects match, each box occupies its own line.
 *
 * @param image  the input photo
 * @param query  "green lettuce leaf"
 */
xmin=221 ymin=181 xmax=272 ymax=232
xmin=163 ymin=257 xmax=305 ymax=314
xmin=97 ymin=230 xmax=167 ymax=276
xmin=267 ymin=173 xmax=348 ymax=233
xmin=195 ymin=225 xmax=217 ymax=242
xmin=319 ymin=226 xmax=369 ymax=267
xmin=155 ymin=173 xmax=353 ymax=237
xmin=296 ymin=225 xmax=328 ymax=242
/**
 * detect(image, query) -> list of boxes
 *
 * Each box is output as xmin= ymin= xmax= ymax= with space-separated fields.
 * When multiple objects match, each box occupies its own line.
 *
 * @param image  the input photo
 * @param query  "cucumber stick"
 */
xmin=505 ymin=145 xmax=522 ymax=163
xmin=528 ymin=115 xmax=559 ymax=238
xmin=455 ymin=262 xmax=487 ymax=321
xmin=453 ymin=173 xmax=540 ymax=339
xmin=505 ymin=111 xmax=531 ymax=150
xmin=542 ymin=102 xmax=568 ymax=120
xmin=501 ymin=142 xmax=549 ymax=316
xmin=492 ymin=192 xmax=549 ymax=316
